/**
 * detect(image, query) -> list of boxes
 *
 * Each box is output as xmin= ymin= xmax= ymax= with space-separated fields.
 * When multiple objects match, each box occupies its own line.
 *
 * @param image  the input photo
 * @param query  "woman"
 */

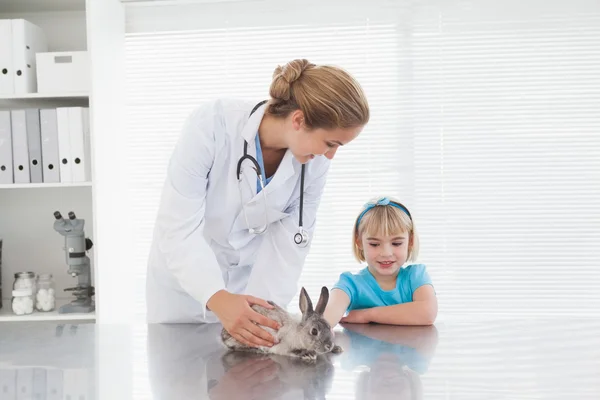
xmin=146 ymin=58 xmax=370 ymax=349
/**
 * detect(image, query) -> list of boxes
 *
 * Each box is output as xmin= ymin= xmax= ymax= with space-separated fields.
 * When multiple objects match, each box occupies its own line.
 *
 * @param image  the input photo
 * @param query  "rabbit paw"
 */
xmin=292 ymin=349 xmax=317 ymax=362
xmin=331 ymin=345 xmax=343 ymax=354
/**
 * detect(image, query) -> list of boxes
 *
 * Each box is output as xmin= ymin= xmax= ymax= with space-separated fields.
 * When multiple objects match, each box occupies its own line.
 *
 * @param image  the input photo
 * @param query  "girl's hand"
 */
xmin=208 ymin=290 xmax=281 ymax=347
xmin=340 ymin=309 xmax=372 ymax=324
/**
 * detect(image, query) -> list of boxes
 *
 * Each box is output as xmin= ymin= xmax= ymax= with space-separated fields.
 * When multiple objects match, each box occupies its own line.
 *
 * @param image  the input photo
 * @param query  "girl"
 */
xmin=324 ymin=197 xmax=437 ymax=327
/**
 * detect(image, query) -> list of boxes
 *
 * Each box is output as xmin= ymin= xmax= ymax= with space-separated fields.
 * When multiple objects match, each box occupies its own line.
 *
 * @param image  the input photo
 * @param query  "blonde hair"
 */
xmin=352 ymin=197 xmax=420 ymax=263
xmin=267 ymin=59 xmax=370 ymax=130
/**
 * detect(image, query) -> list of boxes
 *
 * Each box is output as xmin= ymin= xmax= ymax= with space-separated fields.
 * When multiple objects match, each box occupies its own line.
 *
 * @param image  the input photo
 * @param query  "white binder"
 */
xmin=69 ymin=107 xmax=91 ymax=182
xmin=56 ymin=107 xmax=72 ymax=183
xmin=0 ymin=20 xmax=14 ymax=94
xmin=45 ymin=369 xmax=63 ymax=400
xmin=0 ymin=369 xmax=17 ymax=399
xmin=40 ymin=108 xmax=60 ymax=183
xmin=11 ymin=19 xmax=48 ymax=95
xmin=16 ymin=367 xmax=34 ymax=400
xmin=32 ymin=368 xmax=47 ymax=400
xmin=26 ymin=108 xmax=43 ymax=183
xmin=0 ymin=110 xmax=13 ymax=184
xmin=10 ymin=110 xmax=31 ymax=183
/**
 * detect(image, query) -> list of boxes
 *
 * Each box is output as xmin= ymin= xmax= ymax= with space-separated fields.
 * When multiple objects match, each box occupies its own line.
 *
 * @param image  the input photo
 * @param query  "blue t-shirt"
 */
xmin=332 ymin=264 xmax=434 ymax=312
xmin=255 ymin=133 xmax=273 ymax=193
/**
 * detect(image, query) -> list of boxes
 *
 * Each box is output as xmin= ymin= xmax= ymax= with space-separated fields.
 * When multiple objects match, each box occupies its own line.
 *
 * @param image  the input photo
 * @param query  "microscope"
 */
xmin=53 ymin=211 xmax=95 ymax=314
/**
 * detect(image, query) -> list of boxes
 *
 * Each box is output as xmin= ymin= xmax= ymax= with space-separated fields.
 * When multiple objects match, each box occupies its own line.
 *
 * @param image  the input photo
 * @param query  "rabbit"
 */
xmin=220 ymin=286 xmax=343 ymax=362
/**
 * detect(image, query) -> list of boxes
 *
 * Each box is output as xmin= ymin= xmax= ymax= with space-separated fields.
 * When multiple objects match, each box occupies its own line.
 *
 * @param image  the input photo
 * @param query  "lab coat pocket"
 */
xmin=228 ymin=206 xmax=291 ymax=250
xmin=231 ymin=204 xmax=290 ymax=234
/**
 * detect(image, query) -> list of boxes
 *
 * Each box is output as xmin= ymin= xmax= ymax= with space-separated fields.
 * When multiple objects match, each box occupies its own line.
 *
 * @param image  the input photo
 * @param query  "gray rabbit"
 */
xmin=221 ymin=286 xmax=343 ymax=361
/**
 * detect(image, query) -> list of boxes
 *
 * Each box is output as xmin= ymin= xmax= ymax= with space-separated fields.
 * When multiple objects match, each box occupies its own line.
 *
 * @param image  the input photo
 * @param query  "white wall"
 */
xmin=85 ymin=0 xmax=129 ymax=324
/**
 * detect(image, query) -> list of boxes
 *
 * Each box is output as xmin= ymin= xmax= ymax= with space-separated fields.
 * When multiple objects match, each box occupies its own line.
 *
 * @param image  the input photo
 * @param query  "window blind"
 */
xmin=122 ymin=0 xmax=600 ymax=327
xmin=121 ymin=0 xmax=600 ymax=398
xmin=407 ymin=0 xmax=600 ymax=318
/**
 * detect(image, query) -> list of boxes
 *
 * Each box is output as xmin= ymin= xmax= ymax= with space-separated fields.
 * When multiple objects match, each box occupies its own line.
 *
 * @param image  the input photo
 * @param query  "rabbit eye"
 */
xmin=311 ymin=328 xmax=318 ymax=336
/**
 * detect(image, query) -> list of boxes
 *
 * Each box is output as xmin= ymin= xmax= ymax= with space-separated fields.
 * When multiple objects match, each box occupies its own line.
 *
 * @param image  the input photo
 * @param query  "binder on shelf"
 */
xmin=0 ymin=369 xmax=16 ymax=399
xmin=10 ymin=110 xmax=30 ymax=183
xmin=40 ymin=108 xmax=60 ymax=183
xmin=46 ymin=368 xmax=63 ymax=400
xmin=0 ymin=111 xmax=14 ymax=184
xmin=69 ymin=107 xmax=91 ymax=182
xmin=32 ymin=369 xmax=47 ymax=400
xmin=26 ymin=108 xmax=43 ymax=183
xmin=11 ymin=19 xmax=48 ymax=95
xmin=56 ymin=107 xmax=72 ymax=183
xmin=0 ymin=20 xmax=14 ymax=95
xmin=16 ymin=368 xmax=34 ymax=400
xmin=0 ymin=237 xmax=3 ymax=309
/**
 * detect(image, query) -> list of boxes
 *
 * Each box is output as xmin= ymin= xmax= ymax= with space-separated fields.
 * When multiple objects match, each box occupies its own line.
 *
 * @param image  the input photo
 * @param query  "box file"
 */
xmin=46 ymin=369 xmax=63 ymax=400
xmin=26 ymin=108 xmax=43 ymax=183
xmin=69 ymin=107 xmax=91 ymax=182
xmin=40 ymin=108 xmax=61 ymax=183
xmin=56 ymin=107 xmax=72 ymax=183
xmin=11 ymin=19 xmax=48 ymax=94
xmin=10 ymin=110 xmax=30 ymax=183
xmin=16 ymin=367 xmax=34 ymax=400
xmin=0 ymin=369 xmax=17 ymax=399
xmin=56 ymin=107 xmax=91 ymax=183
xmin=32 ymin=368 xmax=47 ymax=400
xmin=0 ymin=20 xmax=14 ymax=95
xmin=0 ymin=111 xmax=14 ymax=184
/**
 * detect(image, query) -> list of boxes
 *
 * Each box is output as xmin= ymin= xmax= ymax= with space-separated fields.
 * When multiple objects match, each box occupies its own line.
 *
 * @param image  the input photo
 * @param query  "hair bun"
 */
xmin=278 ymin=59 xmax=315 ymax=83
xmin=270 ymin=59 xmax=315 ymax=101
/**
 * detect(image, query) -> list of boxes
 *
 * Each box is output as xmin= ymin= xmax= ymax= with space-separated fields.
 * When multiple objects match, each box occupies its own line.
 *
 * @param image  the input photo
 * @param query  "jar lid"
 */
xmin=14 ymin=271 xmax=35 ymax=279
xmin=38 ymin=273 xmax=53 ymax=280
xmin=12 ymin=288 xmax=33 ymax=296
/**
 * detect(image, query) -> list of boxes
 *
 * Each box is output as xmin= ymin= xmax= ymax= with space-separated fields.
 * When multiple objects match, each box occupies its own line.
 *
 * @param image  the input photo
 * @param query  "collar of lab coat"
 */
xmin=239 ymin=100 xmax=299 ymax=201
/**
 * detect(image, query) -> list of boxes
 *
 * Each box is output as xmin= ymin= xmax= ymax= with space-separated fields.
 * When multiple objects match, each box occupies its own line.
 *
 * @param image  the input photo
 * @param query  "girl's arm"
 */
xmin=341 ymin=285 xmax=437 ymax=326
xmin=323 ymin=289 xmax=351 ymax=328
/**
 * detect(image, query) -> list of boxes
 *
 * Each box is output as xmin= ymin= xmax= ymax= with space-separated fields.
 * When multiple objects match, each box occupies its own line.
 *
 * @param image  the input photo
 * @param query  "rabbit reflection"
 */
xmin=208 ymin=350 xmax=335 ymax=400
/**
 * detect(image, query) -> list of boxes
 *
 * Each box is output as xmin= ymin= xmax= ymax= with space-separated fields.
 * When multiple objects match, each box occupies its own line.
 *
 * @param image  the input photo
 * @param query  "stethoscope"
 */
xmin=235 ymin=100 xmax=309 ymax=248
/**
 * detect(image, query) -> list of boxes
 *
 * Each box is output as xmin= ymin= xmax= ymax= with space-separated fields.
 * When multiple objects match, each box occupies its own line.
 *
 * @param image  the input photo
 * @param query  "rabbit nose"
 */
xmin=325 ymin=343 xmax=332 ymax=351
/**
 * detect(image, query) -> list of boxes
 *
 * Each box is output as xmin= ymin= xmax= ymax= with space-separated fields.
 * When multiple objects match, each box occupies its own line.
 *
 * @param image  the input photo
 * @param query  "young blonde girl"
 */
xmin=324 ymin=197 xmax=437 ymax=327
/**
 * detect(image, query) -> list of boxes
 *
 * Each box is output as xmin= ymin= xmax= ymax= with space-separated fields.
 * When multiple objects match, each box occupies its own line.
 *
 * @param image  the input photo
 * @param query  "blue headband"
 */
xmin=355 ymin=197 xmax=412 ymax=231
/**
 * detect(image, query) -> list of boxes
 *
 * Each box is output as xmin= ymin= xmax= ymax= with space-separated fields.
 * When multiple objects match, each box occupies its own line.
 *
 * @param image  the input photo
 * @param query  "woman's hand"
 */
xmin=207 ymin=290 xmax=281 ymax=347
xmin=208 ymin=356 xmax=284 ymax=400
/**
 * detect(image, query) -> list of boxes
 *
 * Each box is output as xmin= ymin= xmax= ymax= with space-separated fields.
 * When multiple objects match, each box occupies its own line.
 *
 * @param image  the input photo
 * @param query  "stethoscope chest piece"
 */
xmin=294 ymin=228 xmax=309 ymax=248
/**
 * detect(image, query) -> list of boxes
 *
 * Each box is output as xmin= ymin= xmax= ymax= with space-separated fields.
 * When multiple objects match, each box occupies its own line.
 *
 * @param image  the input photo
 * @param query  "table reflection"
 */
xmin=147 ymin=322 xmax=438 ymax=400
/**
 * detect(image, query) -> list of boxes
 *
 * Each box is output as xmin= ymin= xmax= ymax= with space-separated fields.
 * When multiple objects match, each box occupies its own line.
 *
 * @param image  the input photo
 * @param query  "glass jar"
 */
xmin=36 ymin=273 xmax=56 ymax=312
xmin=13 ymin=271 xmax=37 ymax=293
xmin=12 ymin=288 xmax=34 ymax=315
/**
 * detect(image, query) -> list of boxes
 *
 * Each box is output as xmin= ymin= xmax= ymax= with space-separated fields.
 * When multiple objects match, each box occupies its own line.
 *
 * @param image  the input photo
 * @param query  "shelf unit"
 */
xmin=0 ymin=0 xmax=97 ymax=323
xmin=0 ymin=182 xmax=92 ymax=189
xmin=0 ymin=92 xmax=89 ymax=100
xmin=0 ymin=298 xmax=95 ymax=322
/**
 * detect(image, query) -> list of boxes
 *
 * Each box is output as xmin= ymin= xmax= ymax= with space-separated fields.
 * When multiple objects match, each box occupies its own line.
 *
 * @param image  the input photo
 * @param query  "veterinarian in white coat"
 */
xmin=146 ymin=59 xmax=369 ymax=348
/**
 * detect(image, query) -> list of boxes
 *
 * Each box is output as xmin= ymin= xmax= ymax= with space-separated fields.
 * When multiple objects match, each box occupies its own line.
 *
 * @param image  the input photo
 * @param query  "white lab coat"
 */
xmin=146 ymin=98 xmax=330 ymax=323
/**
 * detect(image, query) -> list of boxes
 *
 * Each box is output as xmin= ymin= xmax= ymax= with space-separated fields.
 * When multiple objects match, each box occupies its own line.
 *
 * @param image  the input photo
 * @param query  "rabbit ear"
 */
xmin=314 ymin=286 xmax=329 ymax=315
xmin=299 ymin=287 xmax=313 ymax=316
